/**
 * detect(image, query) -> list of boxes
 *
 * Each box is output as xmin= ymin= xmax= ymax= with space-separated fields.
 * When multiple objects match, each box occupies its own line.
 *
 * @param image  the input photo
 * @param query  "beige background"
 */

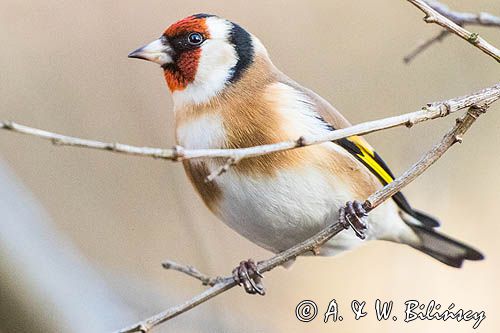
xmin=1 ymin=0 xmax=499 ymax=332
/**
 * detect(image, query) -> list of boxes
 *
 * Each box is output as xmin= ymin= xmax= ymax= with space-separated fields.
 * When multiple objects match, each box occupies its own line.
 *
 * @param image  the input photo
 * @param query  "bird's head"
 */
xmin=129 ymin=14 xmax=262 ymax=106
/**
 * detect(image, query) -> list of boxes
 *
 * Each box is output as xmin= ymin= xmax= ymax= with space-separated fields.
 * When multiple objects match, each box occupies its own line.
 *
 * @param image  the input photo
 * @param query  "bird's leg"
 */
xmin=232 ymin=259 xmax=265 ymax=295
xmin=339 ymin=200 xmax=368 ymax=240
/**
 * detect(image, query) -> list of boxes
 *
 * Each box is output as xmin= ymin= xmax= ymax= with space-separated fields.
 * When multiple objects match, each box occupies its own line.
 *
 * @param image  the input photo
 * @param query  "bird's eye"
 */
xmin=187 ymin=32 xmax=204 ymax=46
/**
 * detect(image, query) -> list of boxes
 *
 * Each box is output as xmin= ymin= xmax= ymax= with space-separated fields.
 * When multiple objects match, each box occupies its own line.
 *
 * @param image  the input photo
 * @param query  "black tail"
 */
xmin=408 ymin=224 xmax=484 ymax=268
xmin=412 ymin=209 xmax=440 ymax=228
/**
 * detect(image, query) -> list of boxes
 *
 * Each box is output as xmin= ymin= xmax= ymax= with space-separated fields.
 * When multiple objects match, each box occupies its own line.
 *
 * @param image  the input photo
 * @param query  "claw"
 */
xmin=232 ymin=259 xmax=265 ymax=296
xmin=354 ymin=201 xmax=368 ymax=217
xmin=346 ymin=201 xmax=355 ymax=215
xmin=338 ymin=200 xmax=368 ymax=240
xmin=240 ymin=265 xmax=254 ymax=289
xmin=232 ymin=267 xmax=242 ymax=286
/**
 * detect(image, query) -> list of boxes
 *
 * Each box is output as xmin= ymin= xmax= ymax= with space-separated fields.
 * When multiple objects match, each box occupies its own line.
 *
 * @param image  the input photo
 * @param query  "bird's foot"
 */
xmin=232 ymin=259 xmax=265 ymax=296
xmin=339 ymin=200 xmax=368 ymax=240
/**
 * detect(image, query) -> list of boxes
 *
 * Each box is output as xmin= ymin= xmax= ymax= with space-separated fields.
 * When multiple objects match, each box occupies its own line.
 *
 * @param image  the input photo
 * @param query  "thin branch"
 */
xmin=404 ymin=30 xmax=450 ymax=64
xmin=162 ymin=260 xmax=222 ymax=287
xmin=364 ymin=105 xmax=488 ymax=210
xmin=205 ymin=157 xmax=239 ymax=183
xmin=426 ymin=1 xmax=500 ymax=27
xmin=405 ymin=0 xmax=500 ymax=63
xmin=407 ymin=0 xmax=500 ymax=62
xmin=0 ymin=121 xmax=180 ymax=160
xmin=116 ymin=101 xmax=493 ymax=333
xmin=118 ymin=225 xmax=349 ymax=333
xmin=2 ymin=84 xmax=499 ymax=169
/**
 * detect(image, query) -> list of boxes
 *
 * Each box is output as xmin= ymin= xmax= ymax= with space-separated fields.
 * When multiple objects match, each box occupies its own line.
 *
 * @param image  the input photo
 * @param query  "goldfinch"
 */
xmin=129 ymin=14 xmax=483 ymax=294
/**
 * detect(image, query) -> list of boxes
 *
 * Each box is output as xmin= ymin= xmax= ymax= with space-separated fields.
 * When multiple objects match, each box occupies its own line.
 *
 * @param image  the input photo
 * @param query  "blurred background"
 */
xmin=1 ymin=0 xmax=499 ymax=332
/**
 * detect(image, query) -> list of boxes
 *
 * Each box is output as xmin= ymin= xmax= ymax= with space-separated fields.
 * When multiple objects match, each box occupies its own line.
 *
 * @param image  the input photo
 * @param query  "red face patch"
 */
xmin=163 ymin=15 xmax=211 ymax=92
xmin=164 ymin=48 xmax=201 ymax=91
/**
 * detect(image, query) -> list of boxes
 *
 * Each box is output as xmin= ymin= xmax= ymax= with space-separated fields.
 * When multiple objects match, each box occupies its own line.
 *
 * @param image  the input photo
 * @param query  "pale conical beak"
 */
xmin=128 ymin=38 xmax=173 ymax=66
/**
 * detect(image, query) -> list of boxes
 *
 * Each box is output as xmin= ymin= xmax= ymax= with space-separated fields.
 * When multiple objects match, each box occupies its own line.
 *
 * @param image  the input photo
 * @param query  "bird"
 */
xmin=128 ymin=14 xmax=484 ymax=294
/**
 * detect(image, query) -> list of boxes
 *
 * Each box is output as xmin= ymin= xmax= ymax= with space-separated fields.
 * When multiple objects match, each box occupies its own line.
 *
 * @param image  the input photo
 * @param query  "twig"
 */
xmin=407 ymin=0 xmax=500 ymax=62
xmin=205 ymin=157 xmax=239 ymax=183
xmin=162 ymin=260 xmax=222 ymax=287
xmin=118 ymin=223 xmax=348 ymax=332
xmin=405 ymin=0 xmax=500 ymax=63
xmin=404 ymin=30 xmax=450 ymax=64
xmin=426 ymin=1 xmax=500 ymax=27
xmin=364 ymin=104 xmax=489 ymax=210
xmin=115 ymin=101 xmax=492 ymax=333
xmin=2 ymin=84 xmax=499 ymax=169
xmin=0 ymin=121 xmax=179 ymax=160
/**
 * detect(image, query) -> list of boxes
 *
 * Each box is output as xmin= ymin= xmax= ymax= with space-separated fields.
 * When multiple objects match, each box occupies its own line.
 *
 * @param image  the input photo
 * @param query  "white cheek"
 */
xmin=172 ymin=18 xmax=239 ymax=107
xmin=195 ymin=40 xmax=238 ymax=86
xmin=172 ymin=41 xmax=237 ymax=107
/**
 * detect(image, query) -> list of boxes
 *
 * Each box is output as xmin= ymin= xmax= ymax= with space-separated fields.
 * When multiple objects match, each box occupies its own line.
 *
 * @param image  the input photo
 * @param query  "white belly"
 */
xmin=211 ymin=157 xmax=411 ymax=255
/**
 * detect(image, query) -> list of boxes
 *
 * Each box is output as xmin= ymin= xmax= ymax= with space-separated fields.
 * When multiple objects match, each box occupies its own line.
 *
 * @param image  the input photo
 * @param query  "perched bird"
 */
xmin=129 ymin=14 xmax=483 ymax=294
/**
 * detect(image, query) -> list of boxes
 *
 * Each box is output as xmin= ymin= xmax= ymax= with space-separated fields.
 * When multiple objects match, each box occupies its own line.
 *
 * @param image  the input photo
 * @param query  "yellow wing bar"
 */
xmin=348 ymin=136 xmax=394 ymax=185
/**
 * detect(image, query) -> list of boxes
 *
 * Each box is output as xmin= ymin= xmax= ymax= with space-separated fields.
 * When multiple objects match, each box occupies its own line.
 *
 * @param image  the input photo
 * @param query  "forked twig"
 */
xmin=406 ymin=0 xmax=500 ymax=62
xmin=162 ymin=260 xmax=223 ymax=287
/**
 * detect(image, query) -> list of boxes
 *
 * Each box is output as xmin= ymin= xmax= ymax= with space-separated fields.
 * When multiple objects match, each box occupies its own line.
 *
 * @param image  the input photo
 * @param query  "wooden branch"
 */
xmin=364 ymin=105 xmax=487 ymax=210
xmin=0 ymin=121 xmax=178 ymax=159
xmin=117 ymin=224 xmax=348 ymax=332
xmin=425 ymin=1 xmax=500 ymax=27
xmin=407 ymin=0 xmax=500 ymax=62
xmin=403 ymin=0 xmax=500 ymax=64
xmin=116 ymin=101 xmax=493 ymax=333
xmin=405 ymin=1 xmax=500 ymax=63
xmin=2 ymin=84 xmax=499 ymax=169
xmin=404 ymin=30 xmax=450 ymax=64
xmin=205 ymin=157 xmax=239 ymax=183
xmin=162 ymin=260 xmax=223 ymax=287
